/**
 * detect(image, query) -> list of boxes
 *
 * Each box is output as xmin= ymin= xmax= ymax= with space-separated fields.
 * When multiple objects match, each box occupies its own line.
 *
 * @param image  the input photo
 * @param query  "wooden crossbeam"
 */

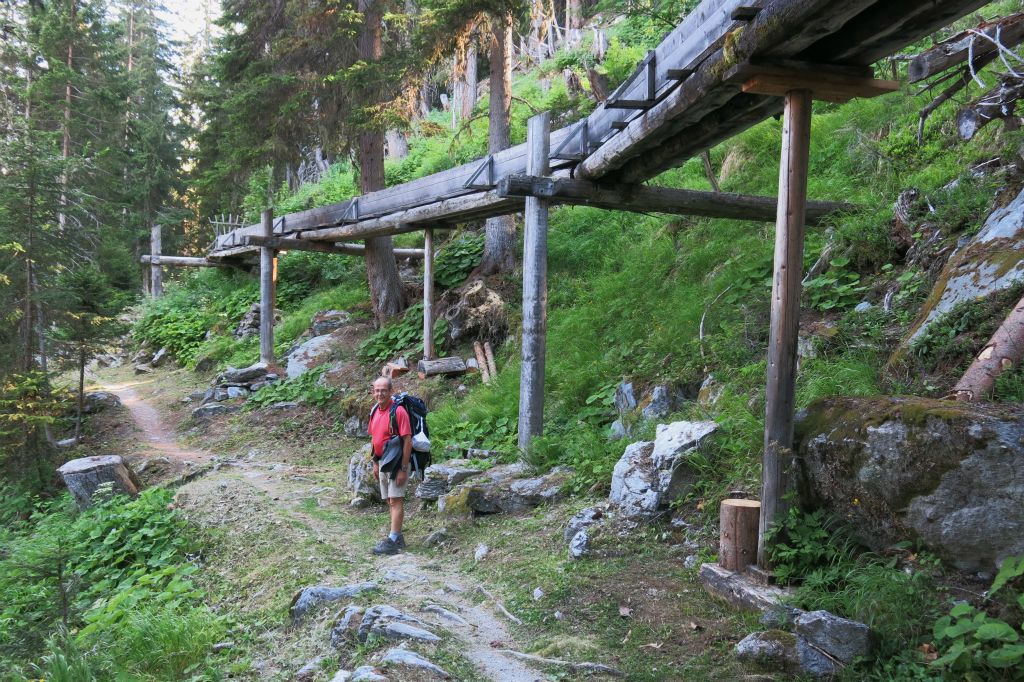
xmin=140 ymin=255 xmax=230 ymax=268
xmin=496 ymin=174 xmax=850 ymax=225
xmin=725 ymin=61 xmax=898 ymax=103
xmin=242 ymin=235 xmax=425 ymax=259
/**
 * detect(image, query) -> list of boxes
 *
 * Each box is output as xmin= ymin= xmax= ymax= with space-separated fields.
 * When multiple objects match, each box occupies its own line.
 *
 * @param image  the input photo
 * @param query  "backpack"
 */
xmin=370 ymin=392 xmax=432 ymax=477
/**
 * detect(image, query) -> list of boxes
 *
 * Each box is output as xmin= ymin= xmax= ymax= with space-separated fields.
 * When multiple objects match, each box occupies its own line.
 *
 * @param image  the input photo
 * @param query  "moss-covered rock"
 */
xmin=796 ymin=396 xmax=1024 ymax=572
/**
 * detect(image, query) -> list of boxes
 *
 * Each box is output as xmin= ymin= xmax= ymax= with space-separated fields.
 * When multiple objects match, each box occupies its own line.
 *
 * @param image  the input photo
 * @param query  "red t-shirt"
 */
xmin=368 ymin=400 xmax=412 ymax=458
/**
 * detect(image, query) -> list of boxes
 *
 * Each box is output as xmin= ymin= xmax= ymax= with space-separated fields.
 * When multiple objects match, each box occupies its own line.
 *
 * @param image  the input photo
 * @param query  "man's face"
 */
xmin=372 ymin=380 xmax=391 ymax=407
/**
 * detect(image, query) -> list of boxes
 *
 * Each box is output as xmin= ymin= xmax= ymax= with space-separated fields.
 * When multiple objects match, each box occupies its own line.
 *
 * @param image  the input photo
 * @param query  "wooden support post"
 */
xmin=518 ymin=112 xmax=550 ymax=450
xmin=720 ymin=498 xmax=761 ymax=572
xmin=142 ymin=265 xmax=150 ymax=296
xmin=259 ymin=210 xmax=276 ymax=366
xmin=150 ymin=224 xmax=162 ymax=298
xmin=423 ymin=228 xmax=436 ymax=360
xmin=759 ymin=90 xmax=812 ymax=568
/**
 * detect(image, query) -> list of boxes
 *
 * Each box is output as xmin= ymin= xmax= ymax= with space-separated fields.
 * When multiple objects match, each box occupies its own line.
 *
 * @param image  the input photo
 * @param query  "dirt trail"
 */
xmin=101 ymin=378 xmax=546 ymax=681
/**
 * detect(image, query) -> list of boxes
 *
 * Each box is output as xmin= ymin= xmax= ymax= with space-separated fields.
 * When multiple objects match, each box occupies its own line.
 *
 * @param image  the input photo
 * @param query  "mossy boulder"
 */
xmin=796 ymin=396 xmax=1024 ymax=573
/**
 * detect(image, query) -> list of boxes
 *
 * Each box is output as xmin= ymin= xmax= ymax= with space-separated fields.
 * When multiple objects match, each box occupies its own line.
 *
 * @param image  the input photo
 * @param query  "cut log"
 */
xmin=719 ymin=498 xmax=761 ymax=572
xmin=140 ymin=255 xmax=230 ymax=268
xmin=909 ymin=12 xmax=1024 ymax=83
xmin=417 ymin=357 xmax=467 ymax=378
xmin=951 ymin=292 xmax=1024 ymax=401
xmin=474 ymin=341 xmax=491 ymax=383
xmin=58 ymin=455 xmax=141 ymax=509
xmin=957 ymin=75 xmax=1024 ymax=141
xmin=483 ymin=341 xmax=498 ymax=378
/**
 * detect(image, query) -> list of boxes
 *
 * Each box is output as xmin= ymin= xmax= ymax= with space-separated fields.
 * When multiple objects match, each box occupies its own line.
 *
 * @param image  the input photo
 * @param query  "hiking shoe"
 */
xmin=394 ymin=533 xmax=406 ymax=550
xmin=372 ymin=536 xmax=402 ymax=555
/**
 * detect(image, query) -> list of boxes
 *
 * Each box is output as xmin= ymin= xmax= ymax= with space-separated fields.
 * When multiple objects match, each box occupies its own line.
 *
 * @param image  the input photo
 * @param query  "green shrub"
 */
xmin=930 ymin=556 xmax=1024 ymax=678
xmin=357 ymin=303 xmax=449 ymax=362
xmin=246 ymin=366 xmax=337 ymax=409
xmin=803 ymin=256 xmax=866 ymax=311
xmin=434 ymin=233 xmax=484 ymax=289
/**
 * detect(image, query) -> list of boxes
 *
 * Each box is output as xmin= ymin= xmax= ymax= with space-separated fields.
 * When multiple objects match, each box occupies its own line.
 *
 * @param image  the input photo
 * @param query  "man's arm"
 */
xmin=395 ymin=407 xmax=413 ymax=485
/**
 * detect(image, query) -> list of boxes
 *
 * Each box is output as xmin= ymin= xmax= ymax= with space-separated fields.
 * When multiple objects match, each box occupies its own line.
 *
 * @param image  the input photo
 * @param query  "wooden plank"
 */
xmin=241 ymin=235 xmax=425 ymax=259
xmin=423 ymin=228 xmax=435 ymax=361
xmin=518 ymin=113 xmax=551 ymax=449
xmin=207 ymin=244 xmax=259 ymax=259
xmin=259 ymin=210 xmax=276 ymax=366
xmin=496 ymin=174 xmax=850 ymax=225
xmin=417 ymin=356 xmax=466 ymax=378
xmin=150 ymin=225 xmax=162 ymax=298
xmin=140 ymin=255 xmax=230 ymax=268
xmin=759 ymin=89 xmax=812 ymax=568
xmin=908 ymin=12 xmax=1024 ymax=83
xmin=298 ymin=192 xmax=521 ymax=242
xmin=740 ymin=72 xmax=898 ymax=103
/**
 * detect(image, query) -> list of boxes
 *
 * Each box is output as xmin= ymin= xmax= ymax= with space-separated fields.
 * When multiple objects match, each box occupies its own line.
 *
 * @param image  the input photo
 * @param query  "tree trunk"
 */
xmin=417 ymin=356 xmax=468 ymax=378
xmin=385 ymin=129 xmax=409 ymax=160
xmin=479 ymin=13 xmax=517 ymax=276
xmin=59 ymin=0 xmax=75 ymax=232
xmin=951 ymin=293 xmax=1024 ymax=400
xmin=75 ymin=345 xmax=85 ymax=441
xmin=358 ymin=0 xmax=407 ymax=324
xmin=58 ymin=455 xmax=141 ymax=510
xmin=463 ymin=38 xmax=478 ymax=120
xmin=565 ymin=0 xmax=582 ymax=47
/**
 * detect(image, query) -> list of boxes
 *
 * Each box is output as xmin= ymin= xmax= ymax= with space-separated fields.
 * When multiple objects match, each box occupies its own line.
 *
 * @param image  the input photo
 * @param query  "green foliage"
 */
xmin=803 ymin=256 xmax=866 ymax=311
xmin=357 ymin=303 xmax=449 ymax=363
xmin=931 ymin=556 xmax=1024 ymax=678
xmin=765 ymin=507 xmax=856 ymax=585
xmin=434 ymin=233 xmax=484 ymax=289
xmin=0 ymin=489 xmax=219 ymax=677
xmin=911 ymin=282 xmax=1024 ymax=372
xmin=246 ymin=366 xmax=338 ymax=409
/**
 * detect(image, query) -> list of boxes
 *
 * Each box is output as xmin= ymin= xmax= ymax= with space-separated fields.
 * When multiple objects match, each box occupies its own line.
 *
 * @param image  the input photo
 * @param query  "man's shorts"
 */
xmin=379 ymin=463 xmax=411 ymax=500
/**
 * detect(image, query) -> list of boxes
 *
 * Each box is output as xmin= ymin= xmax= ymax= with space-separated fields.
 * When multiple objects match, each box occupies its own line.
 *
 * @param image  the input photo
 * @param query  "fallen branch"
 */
xmin=917 ymin=52 xmax=999 ymax=144
xmin=701 ymin=150 xmax=721 ymax=193
xmin=699 ymin=285 xmax=733 ymax=368
xmin=909 ymin=13 xmax=1024 ymax=83
xmin=476 ymin=586 xmax=523 ymax=625
xmin=495 ymin=649 xmax=625 ymax=677
xmin=957 ymin=74 xmax=1024 ymax=141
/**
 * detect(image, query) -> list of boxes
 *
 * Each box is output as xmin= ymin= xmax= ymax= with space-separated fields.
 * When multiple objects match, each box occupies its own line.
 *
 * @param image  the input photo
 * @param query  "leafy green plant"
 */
xmin=434 ymin=233 xmax=484 ymax=288
xmin=357 ymin=303 xmax=449 ymax=362
xmin=931 ymin=556 xmax=1024 ymax=678
xmin=803 ymin=256 xmax=866 ymax=311
xmin=246 ymin=366 xmax=337 ymax=409
xmin=765 ymin=507 xmax=856 ymax=585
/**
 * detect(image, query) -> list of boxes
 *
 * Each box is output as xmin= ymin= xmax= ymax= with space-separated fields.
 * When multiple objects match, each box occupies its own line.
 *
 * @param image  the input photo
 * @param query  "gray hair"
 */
xmin=374 ymin=376 xmax=393 ymax=390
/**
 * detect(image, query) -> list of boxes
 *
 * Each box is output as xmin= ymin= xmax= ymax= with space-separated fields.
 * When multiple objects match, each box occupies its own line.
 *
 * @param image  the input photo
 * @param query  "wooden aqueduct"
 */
xmin=145 ymin=0 xmax=993 ymax=566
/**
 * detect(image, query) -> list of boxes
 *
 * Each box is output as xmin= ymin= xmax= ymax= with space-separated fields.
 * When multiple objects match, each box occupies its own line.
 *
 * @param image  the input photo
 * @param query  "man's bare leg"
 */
xmin=389 ymin=497 xmax=405 ymax=535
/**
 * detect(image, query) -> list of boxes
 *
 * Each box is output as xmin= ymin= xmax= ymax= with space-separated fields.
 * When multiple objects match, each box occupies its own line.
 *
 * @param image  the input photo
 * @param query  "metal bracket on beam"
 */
xmin=551 ymin=121 xmax=590 ymax=161
xmin=463 ymin=155 xmax=495 ymax=189
xmin=606 ymin=50 xmax=658 ymax=111
xmin=339 ymin=198 xmax=359 ymax=224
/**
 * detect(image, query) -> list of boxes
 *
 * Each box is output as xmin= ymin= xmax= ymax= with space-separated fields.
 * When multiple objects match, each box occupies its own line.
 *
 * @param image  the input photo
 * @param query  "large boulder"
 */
xmin=415 ymin=462 xmax=485 ymax=501
xmin=311 ymin=310 xmax=351 ymax=336
xmin=347 ymin=445 xmax=381 ymax=503
xmin=906 ymin=186 xmax=1024 ymax=345
xmin=286 ymin=334 xmax=338 ymax=379
xmin=609 ymin=420 xmax=718 ymax=516
xmin=289 ymin=582 xmax=377 ymax=622
xmin=796 ymin=396 xmax=1024 ymax=572
xmin=219 ymin=362 xmax=268 ymax=385
xmin=439 ymin=466 xmax=570 ymax=516
xmin=82 ymin=391 xmax=121 ymax=414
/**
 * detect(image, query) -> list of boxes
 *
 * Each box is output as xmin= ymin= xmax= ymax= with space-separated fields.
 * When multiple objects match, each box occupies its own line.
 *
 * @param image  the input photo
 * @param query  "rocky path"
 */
xmin=100 ymin=378 xmax=547 ymax=681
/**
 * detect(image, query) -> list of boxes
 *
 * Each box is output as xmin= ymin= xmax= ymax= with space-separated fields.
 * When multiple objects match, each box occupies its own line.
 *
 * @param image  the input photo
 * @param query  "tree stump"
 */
xmin=720 ymin=498 xmax=761 ymax=572
xmin=58 ymin=455 xmax=141 ymax=509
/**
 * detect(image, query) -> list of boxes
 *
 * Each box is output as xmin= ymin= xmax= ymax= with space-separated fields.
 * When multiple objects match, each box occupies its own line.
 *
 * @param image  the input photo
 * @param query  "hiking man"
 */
xmin=368 ymin=376 xmax=412 ymax=555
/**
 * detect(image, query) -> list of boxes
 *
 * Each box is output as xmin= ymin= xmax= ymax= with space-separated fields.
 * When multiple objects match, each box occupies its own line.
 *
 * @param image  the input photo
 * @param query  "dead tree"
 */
xmin=957 ymin=75 xmax=1024 ymax=140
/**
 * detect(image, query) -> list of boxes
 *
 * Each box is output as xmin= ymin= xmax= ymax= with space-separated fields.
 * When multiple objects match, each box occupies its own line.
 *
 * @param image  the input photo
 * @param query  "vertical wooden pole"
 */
xmin=759 ymin=90 xmax=812 ymax=567
xmin=423 ymin=228 xmax=436 ymax=360
xmin=142 ymin=265 xmax=150 ymax=296
xmin=150 ymin=224 xmax=162 ymax=298
xmin=259 ymin=210 xmax=276 ymax=366
xmin=518 ymin=112 xmax=550 ymax=449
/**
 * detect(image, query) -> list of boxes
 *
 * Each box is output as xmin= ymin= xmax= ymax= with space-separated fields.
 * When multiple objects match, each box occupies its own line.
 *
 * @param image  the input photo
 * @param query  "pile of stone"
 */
xmin=190 ymin=362 xmax=279 ymax=419
xmin=81 ymin=391 xmax=122 ymax=414
xmin=736 ymin=608 xmax=871 ymax=678
xmin=233 ymin=302 xmax=283 ymax=339
xmin=565 ymin=419 xmax=718 ymax=559
xmin=132 ymin=346 xmax=169 ymax=374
